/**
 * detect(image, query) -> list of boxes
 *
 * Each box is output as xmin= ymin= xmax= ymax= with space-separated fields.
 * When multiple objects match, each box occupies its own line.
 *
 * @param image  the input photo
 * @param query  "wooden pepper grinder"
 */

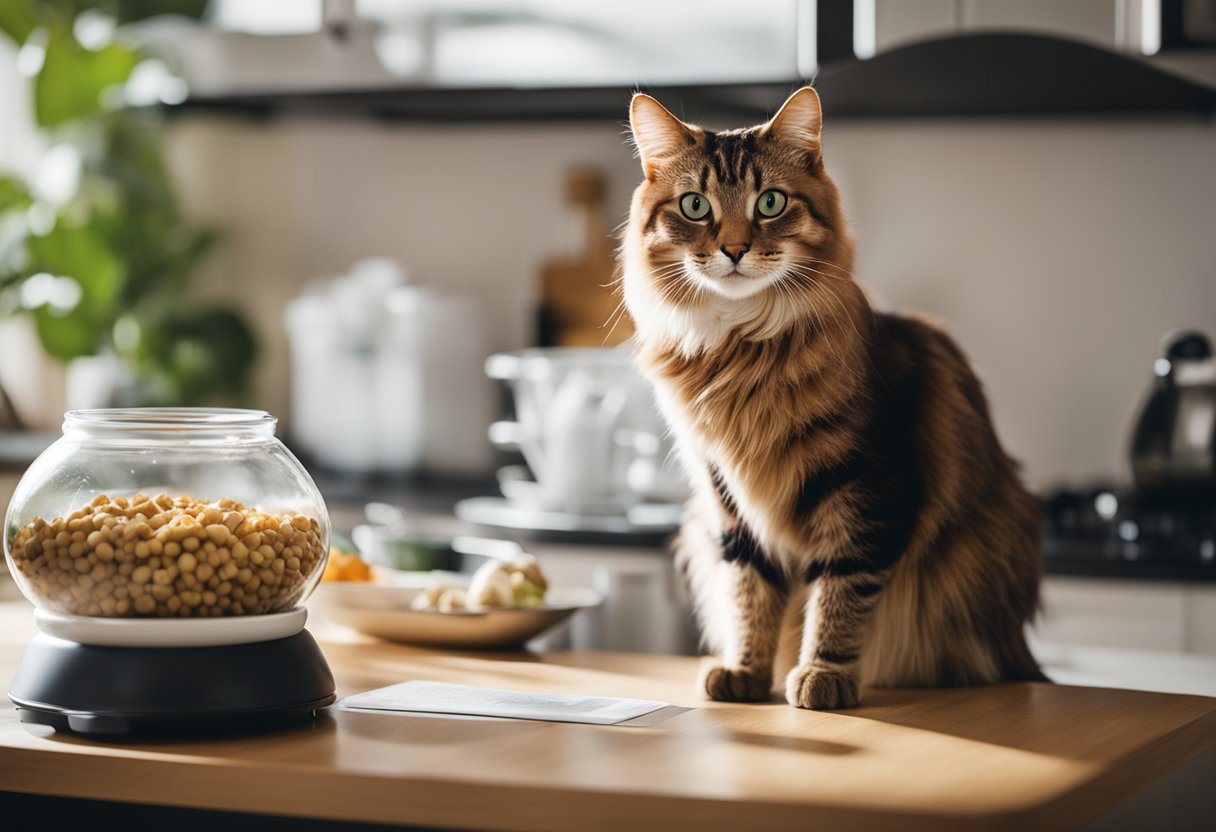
xmin=539 ymin=169 xmax=633 ymax=347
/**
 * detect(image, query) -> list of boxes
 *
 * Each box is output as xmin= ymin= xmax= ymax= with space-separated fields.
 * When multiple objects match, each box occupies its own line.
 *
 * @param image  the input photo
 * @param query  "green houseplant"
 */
xmin=0 ymin=0 xmax=256 ymax=406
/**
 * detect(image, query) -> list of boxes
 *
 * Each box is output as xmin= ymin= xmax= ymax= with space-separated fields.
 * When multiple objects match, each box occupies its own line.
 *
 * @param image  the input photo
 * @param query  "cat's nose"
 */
xmin=721 ymin=243 xmax=750 ymax=264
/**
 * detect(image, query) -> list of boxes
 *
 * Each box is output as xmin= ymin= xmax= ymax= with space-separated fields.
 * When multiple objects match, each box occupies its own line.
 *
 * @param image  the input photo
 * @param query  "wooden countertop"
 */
xmin=0 ymin=601 xmax=1214 ymax=831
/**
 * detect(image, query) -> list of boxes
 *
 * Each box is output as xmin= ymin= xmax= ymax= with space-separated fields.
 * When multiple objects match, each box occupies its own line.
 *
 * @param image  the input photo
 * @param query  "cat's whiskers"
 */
xmin=779 ymin=265 xmax=862 ymax=364
xmin=654 ymin=268 xmax=693 ymax=302
xmin=602 ymin=261 xmax=692 ymax=344
xmin=652 ymin=271 xmax=694 ymax=303
xmin=784 ymin=252 xmax=853 ymax=271
xmin=786 ymin=253 xmax=851 ymax=268
xmin=652 ymin=278 xmax=701 ymax=334
xmin=785 ymin=256 xmax=853 ymax=281
xmin=784 ymin=267 xmax=844 ymax=320
xmin=600 ymin=295 xmax=631 ymax=345
xmin=783 ymin=263 xmax=873 ymax=349
xmin=810 ymin=276 xmax=873 ymax=350
xmin=777 ymin=272 xmax=844 ymax=366
xmin=783 ymin=262 xmax=855 ymax=296
xmin=801 ymin=278 xmax=855 ymax=368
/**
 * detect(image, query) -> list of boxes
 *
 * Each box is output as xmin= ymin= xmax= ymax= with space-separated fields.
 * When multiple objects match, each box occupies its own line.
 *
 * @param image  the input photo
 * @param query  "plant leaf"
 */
xmin=28 ymin=223 xmax=123 ymax=313
xmin=0 ymin=175 xmax=32 ymax=212
xmin=32 ymin=303 xmax=99 ymax=359
xmin=135 ymin=304 xmax=258 ymax=402
xmin=105 ymin=0 xmax=211 ymax=24
xmin=34 ymin=24 xmax=139 ymax=128
xmin=0 ymin=0 xmax=38 ymax=46
xmin=24 ymin=222 xmax=124 ymax=359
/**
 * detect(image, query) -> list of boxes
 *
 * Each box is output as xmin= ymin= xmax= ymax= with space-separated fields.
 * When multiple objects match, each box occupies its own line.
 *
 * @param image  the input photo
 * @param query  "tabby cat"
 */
xmin=621 ymin=87 xmax=1046 ymax=710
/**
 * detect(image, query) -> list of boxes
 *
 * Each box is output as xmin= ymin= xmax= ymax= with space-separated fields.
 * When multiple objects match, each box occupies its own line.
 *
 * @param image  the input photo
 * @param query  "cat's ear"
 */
xmin=763 ymin=86 xmax=823 ymax=155
xmin=630 ymin=94 xmax=694 ymax=181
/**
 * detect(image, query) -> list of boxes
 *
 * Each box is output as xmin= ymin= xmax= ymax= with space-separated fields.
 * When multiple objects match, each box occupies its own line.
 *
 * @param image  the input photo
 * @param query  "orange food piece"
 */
xmin=322 ymin=548 xmax=372 ymax=582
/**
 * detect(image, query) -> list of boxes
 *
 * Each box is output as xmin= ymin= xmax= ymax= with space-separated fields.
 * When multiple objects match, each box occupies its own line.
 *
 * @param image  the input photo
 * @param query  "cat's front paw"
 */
xmin=700 ymin=663 xmax=773 ymax=702
xmin=785 ymin=665 xmax=861 ymax=710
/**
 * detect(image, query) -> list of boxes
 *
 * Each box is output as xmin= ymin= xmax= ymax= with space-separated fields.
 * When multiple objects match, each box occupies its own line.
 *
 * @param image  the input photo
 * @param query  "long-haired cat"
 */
xmin=621 ymin=87 xmax=1046 ymax=710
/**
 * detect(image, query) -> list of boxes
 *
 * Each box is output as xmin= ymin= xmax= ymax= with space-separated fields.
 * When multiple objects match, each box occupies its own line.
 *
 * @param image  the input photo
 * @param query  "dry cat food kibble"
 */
xmin=6 ymin=493 xmax=326 ymax=617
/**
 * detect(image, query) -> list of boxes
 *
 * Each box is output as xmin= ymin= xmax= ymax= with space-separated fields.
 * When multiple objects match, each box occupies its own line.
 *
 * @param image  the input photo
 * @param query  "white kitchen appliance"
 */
xmin=284 ymin=258 xmax=493 ymax=475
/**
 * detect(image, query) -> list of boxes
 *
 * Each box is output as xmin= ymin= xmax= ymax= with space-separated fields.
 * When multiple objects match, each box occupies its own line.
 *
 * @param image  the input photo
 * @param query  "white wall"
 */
xmin=165 ymin=113 xmax=1215 ymax=487
xmin=825 ymin=117 xmax=1216 ymax=488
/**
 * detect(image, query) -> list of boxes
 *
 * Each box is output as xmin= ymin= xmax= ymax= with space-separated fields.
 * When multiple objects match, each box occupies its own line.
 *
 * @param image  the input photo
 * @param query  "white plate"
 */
xmin=455 ymin=496 xmax=680 ymax=535
xmin=313 ymin=585 xmax=601 ymax=649
xmin=34 ymin=606 xmax=308 ymax=648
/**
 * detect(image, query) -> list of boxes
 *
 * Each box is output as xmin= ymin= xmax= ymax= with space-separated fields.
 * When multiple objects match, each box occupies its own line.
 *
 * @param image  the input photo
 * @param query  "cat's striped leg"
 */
xmin=786 ymin=564 xmax=889 ymax=710
xmin=700 ymin=524 xmax=787 ymax=702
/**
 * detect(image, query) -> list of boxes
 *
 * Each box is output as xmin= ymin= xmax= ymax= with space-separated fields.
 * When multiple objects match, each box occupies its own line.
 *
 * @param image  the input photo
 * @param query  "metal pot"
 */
xmin=1130 ymin=331 xmax=1216 ymax=500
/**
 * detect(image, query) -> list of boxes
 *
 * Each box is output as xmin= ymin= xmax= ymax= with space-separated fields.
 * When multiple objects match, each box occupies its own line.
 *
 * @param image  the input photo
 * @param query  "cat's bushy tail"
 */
xmin=1001 ymin=631 xmax=1051 ymax=683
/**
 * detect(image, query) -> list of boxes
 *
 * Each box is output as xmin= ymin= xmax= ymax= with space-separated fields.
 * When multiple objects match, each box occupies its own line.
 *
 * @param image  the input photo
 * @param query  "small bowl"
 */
xmin=313 ymin=570 xmax=600 ymax=649
xmin=351 ymin=524 xmax=462 ymax=571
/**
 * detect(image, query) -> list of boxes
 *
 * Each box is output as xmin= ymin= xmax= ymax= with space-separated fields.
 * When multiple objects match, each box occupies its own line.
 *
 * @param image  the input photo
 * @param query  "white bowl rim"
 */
xmin=33 ymin=606 xmax=308 ymax=648
xmin=318 ymin=584 xmax=603 ymax=616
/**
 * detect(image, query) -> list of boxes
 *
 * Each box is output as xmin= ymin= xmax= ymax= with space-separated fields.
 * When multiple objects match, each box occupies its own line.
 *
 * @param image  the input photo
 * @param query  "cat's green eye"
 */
xmin=679 ymin=193 xmax=711 ymax=221
xmin=756 ymin=189 xmax=788 ymax=218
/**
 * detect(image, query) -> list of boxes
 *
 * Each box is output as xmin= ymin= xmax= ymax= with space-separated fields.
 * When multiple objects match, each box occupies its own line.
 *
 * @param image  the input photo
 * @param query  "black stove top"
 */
xmin=1042 ymin=486 xmax=1216 ymax=582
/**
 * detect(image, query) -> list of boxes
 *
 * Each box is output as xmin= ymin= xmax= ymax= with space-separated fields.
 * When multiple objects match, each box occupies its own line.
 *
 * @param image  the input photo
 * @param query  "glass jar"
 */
xmin=3 ymin=409 xmax=330 ymax=618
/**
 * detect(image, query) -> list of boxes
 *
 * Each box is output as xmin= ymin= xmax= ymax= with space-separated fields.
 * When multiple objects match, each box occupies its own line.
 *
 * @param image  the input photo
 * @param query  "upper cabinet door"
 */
xmin=358 ymin=0 xmax=804 ymax=86
xmin=185 ymin=0 xmax=805 ymax=93
xmin=962 ymin=0 xmax=1122 ymax=48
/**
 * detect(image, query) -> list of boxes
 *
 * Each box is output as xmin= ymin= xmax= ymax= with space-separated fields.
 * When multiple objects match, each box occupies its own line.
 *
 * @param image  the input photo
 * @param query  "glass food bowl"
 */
xmin=3 ymin=409 xmax=330 ymax=619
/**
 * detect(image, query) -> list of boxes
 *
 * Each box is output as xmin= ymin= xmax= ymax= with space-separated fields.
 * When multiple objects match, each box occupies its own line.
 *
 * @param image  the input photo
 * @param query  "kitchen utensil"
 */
xmin=484 ymin=346 xmax=687 ymax=512
xmin=3 ymin=408 xmax=335 ymax=737
xmin=541 ymin=369 xmax=627 ymax=506
xmin=1130 ymin=330 xmax=1216 ymax=500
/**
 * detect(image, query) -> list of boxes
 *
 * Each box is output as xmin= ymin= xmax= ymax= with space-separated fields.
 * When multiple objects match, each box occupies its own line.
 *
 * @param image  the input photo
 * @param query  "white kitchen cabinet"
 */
xmin=962 ymin=0 xmax=1121 ymax=48
xmin=862 ymin=0 xmax=1153 ymax=58
xmin=864 ymin=0 xmax=958 ymax=56
xmin=1034 ymin=640 xmax=1216 ymax=697
xmin=1037 ymin=575 xmax=1216 ymax=656
xmin=1186 ymin=587 xmax=1216 ymax=654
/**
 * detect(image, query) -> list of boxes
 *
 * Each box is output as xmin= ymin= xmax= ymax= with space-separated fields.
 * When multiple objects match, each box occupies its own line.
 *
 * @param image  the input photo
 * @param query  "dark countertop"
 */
xmin=315 ymin=471 xmax=494 ymax=517
xmin=1042 ymin=538 xmax=1216 ymax=583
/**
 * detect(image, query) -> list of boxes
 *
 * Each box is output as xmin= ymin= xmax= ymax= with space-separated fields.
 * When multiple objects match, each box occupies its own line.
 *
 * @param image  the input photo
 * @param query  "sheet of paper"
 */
xmin=337 ymin=680 xmax=669 ymax=726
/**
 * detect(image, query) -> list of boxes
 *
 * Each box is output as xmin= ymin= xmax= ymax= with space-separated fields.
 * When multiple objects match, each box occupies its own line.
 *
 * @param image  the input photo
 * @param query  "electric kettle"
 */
xmin=1129 ymin=330 xmax=1216 ymax=500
